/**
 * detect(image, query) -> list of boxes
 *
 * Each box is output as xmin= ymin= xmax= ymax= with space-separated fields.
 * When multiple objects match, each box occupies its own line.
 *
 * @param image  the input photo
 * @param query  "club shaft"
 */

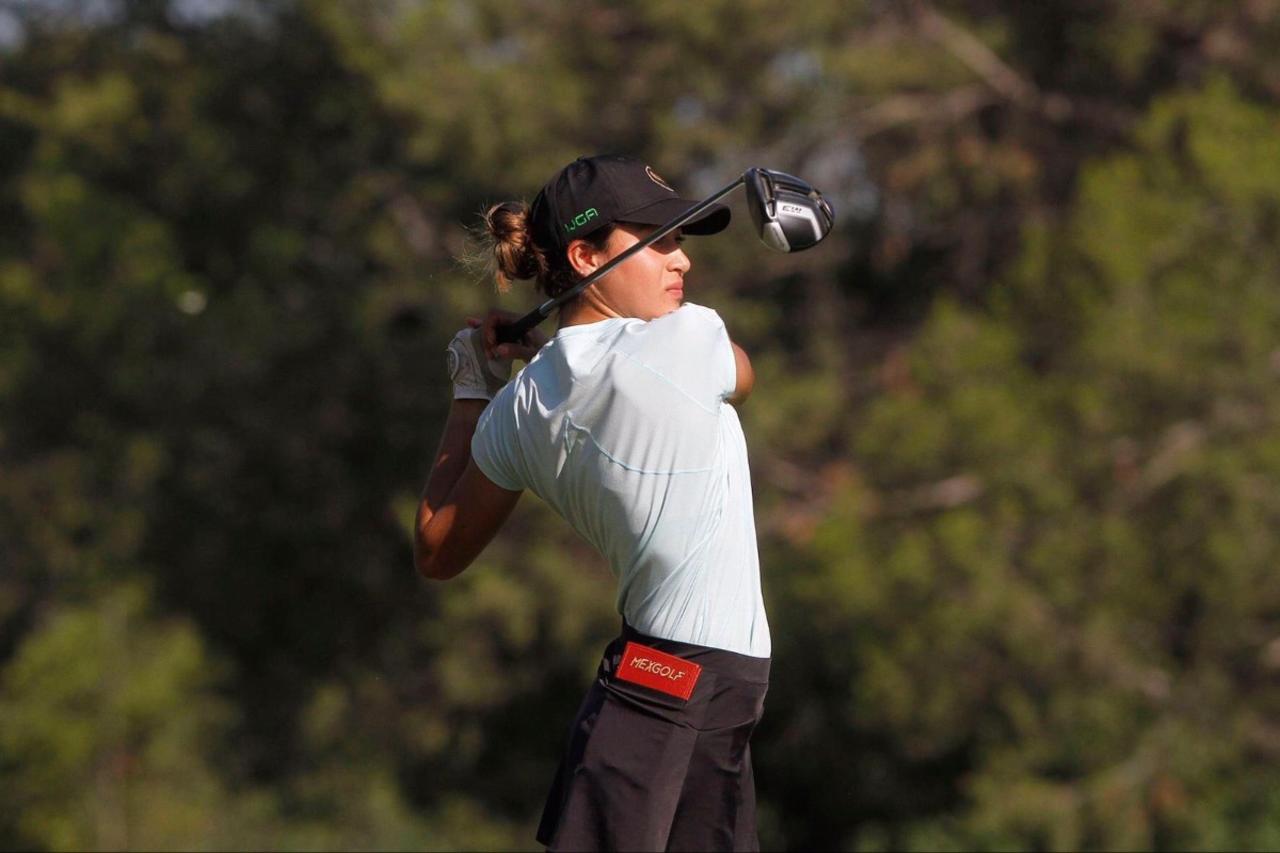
xmin=495 ymin=175 xmax=746 ymax=344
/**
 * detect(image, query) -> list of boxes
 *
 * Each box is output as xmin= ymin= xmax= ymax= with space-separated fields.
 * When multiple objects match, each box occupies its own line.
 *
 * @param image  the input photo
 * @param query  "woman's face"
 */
xmin=571 ymin=223 xmax=691 ymax=322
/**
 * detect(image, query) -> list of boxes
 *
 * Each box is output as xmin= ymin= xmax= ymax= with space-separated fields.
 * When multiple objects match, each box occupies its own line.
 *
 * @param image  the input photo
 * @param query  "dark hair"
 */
xmin=480 ymin=201 xmax=614 ymax=299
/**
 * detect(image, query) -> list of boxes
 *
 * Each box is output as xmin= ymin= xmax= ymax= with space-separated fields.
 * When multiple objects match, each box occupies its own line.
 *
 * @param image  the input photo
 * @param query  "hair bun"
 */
xmin=483 ymin=201 xmax=543 ymax=291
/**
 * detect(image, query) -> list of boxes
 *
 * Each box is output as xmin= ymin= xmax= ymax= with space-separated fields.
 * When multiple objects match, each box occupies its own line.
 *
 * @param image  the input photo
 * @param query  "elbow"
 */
xmin=415 ymin=552 xmax=454 ymax=581
xmin=415 ymin=552 xmax=441 ymax=581
xmin=413 ymin=538 xmax=455 ymax=581
xmin=414 ymin=506 xmax=452 ymax=580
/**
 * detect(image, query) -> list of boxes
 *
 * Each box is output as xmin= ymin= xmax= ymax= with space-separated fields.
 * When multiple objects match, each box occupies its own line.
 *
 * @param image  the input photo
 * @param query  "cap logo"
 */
xmin=645 ymin=166 xmax=674 ymax=192
xmin=563 ymin=207 xmax=599 ymax=233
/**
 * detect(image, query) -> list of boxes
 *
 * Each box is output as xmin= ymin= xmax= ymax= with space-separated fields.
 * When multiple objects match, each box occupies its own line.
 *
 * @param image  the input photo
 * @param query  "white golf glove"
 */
xmin=446 ymin=327 xmax=513 ymax=401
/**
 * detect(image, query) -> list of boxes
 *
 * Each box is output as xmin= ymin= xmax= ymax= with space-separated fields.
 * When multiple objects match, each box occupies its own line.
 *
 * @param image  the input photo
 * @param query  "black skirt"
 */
xmin=537 ymin=622 xmax=771 ymax=852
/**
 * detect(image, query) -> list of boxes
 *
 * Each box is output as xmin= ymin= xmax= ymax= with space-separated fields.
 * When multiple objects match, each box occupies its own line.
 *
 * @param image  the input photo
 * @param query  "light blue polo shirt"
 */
xmin=470 ymin=303 xmax=770 ymax=658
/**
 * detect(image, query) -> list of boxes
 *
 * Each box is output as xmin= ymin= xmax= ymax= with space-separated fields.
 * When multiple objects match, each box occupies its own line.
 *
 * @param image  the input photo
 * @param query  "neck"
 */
xmin=556 ymin=294 xmax=621 ymax=330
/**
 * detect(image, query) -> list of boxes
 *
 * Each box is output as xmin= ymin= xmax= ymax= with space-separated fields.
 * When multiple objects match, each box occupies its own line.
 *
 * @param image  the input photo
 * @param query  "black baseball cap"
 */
xmin=528 ymin=155 xmax=731 ymax=254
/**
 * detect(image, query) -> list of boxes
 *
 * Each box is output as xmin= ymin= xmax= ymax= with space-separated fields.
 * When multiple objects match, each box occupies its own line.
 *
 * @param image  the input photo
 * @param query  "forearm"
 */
xmin=415 ymin=398 xmax=487 ymax=558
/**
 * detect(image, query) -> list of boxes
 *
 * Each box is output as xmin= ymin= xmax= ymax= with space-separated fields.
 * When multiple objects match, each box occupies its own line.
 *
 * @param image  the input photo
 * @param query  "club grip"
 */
xmin=494 ymin=311 xmax=543 ymax=345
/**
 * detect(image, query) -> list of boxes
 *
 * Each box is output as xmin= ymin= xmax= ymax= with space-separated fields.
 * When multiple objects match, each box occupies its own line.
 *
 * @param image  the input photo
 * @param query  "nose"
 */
xmin=669 ymin=247 xmax=691 ymax=275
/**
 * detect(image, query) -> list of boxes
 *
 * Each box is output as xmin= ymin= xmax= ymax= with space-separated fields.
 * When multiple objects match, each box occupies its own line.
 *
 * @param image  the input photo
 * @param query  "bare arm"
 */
xmin=727 ymin=341 xmax=755 ymax=406
xmin=414 ymin=398 xmax=522 ymax=580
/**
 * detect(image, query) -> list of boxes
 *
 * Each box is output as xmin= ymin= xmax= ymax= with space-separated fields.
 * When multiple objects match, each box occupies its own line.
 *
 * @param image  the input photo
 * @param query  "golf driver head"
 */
xmin=744 ymin=167 xmax=834 ymax=253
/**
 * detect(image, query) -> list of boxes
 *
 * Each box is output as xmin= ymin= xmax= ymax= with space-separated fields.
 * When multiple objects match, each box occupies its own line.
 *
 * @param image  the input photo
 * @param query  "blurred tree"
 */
xmin=763 ymin=77 xmax=1280 ymax=850
xmin=0 ymin=582 xmax=256 ymax=849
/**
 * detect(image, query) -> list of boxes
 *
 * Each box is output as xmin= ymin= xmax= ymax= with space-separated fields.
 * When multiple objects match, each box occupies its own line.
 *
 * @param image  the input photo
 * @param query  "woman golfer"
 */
xmin=415 ymin=154 xmax=771 ymax=852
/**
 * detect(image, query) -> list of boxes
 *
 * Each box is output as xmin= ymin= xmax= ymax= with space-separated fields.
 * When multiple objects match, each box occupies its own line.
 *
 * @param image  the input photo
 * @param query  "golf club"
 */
xmin=494 ymin=167 xmax=834 ymax=344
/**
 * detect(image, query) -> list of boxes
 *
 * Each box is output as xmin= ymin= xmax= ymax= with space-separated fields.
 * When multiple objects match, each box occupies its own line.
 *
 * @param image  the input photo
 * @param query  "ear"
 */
xmin=566 ymin=238 xmax=601 ymax=278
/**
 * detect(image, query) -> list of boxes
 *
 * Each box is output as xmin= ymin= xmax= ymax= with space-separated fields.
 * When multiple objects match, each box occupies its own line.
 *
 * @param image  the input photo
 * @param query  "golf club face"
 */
xmin=744 ymin=167 xmax=834 ymax=253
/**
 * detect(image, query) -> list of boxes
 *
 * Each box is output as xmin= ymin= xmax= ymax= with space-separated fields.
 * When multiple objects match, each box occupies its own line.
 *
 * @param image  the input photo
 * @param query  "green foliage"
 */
xmin=0 ymin=583 xmax=253 ymax=849
xmin=763 ymin=77 xmax=1280 ymax=849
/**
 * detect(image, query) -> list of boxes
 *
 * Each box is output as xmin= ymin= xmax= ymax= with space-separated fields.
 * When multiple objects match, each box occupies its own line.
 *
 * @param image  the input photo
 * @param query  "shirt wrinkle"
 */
xmin=469 ymin=302 xmax=770 ymax=657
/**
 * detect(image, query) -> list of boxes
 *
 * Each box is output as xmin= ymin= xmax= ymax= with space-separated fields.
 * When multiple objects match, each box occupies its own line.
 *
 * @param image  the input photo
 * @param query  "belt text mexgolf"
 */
xmin=617 ymin=641 xmax=701 ymax=700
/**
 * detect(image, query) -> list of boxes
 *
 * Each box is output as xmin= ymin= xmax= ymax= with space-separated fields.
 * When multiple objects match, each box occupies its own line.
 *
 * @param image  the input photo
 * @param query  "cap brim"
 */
xmin=617 ymin=198 xmax=731 ymax=236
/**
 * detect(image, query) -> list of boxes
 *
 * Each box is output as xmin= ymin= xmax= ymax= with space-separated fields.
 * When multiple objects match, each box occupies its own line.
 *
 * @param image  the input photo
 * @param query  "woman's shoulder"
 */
xmin=650 ymin=302 xmax=724 ymax=327
xmin=608 ymin=303 xmax=736 ymax=408
xmin=616 ymin=303 xmax=726 ymax=350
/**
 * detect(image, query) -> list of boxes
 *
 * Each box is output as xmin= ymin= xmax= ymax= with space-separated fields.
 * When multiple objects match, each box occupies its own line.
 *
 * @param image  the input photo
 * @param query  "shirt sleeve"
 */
xmin=632 ymin=303 xmax=737 ymax=406
xmin=469 ymin=384 xmax=525 ymax=491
